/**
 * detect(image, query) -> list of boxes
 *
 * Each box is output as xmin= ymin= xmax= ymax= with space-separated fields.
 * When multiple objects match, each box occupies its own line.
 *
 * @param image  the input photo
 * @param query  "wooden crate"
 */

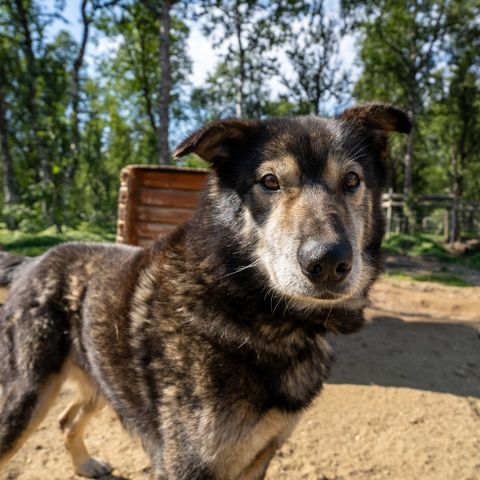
xmin=116 ymin=165 xmax=210 ymax=247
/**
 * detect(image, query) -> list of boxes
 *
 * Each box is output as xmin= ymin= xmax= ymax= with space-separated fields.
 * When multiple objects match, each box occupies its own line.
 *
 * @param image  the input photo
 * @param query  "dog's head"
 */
xmin=174 ymin=104 xmax=410 ymax=313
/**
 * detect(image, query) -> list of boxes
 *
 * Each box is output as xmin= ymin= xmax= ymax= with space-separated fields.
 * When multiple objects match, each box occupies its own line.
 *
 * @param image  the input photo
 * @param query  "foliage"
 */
xmin=194 ymin=0 xmax=306 ymax=118
xmin=383 ymin=233 xmax=480 ymax=271
xmin=383 ymin=233 xmax=450 ymax=259
xmin=0 ymin=0 xmax=478 ymax=242
xmin=280 ymin=0 xmax=349 ymax=115
xmin=384 ymin=270 xmax=473 ymax=288
xmin=0 ymin=222 xmax=115 ymax=256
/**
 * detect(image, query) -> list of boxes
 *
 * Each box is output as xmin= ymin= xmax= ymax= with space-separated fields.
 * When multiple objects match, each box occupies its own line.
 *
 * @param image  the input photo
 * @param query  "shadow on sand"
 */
xmin=328 ymin=315 xmax=480 ymax=398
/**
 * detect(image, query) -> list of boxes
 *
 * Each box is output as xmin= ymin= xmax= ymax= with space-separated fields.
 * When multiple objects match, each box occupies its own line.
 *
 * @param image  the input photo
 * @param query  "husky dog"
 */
xmin=0 ymin=104 xmax=410 ymax=479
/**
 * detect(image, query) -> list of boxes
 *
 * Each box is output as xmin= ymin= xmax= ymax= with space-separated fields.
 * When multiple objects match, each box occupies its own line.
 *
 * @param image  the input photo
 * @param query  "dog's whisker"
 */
xmin=217 ymin=259 xmax=262 ymax=279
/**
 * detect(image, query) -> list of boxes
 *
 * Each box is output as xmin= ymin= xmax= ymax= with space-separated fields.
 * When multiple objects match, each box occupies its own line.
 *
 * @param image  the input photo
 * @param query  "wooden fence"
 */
xmin=116 ymin=165 xmax=209 ymax=246
xmin=382 ymin=189 xmax=480 ymax=240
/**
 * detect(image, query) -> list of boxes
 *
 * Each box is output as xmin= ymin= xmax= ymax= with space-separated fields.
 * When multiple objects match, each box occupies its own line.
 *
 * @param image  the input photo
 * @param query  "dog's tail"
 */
xmin=0 ymin=252 xmax=31 ymax=287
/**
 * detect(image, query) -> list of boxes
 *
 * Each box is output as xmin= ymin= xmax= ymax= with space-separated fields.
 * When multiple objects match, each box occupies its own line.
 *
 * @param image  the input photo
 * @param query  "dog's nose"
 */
xmin=297 ymin=240 xmax=353 ymax=284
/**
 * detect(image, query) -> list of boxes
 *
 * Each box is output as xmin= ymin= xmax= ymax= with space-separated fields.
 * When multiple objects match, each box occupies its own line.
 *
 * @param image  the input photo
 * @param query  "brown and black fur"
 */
xmin=0 ymin=104 xmax=410 ymax=479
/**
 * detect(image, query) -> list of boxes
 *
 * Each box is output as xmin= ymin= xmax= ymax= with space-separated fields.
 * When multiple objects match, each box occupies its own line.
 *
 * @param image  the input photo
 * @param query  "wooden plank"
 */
xmin=116 ymin=166 xmax=210 ymax=247
xmin=118 ymin=185 xmax=129 ymax=204
xmin=116 ymin=167 xmax=141 ymax=245
xmin=122 ymin=164 xmax=209 ymax=174
xmin=117 ymin=219 xmax=126 ymax=237
xmin=117 ymin=204 xmax=127 ymax=221
xmin=136 ymin=222 xmax=178 ymax=239
xmin=381 ymin=193 xmax=404 ymax=200
xmin=137 ymin=205 xmax=195 ymax=224
xmin=139 ymin=188 xmax=202 ymax=209
xmin=138 ymin=170 xmax=209 ymax=191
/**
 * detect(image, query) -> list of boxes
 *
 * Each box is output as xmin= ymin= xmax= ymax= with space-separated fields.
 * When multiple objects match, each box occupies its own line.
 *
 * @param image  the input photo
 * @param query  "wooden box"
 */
xmin=116 ymin=165 xmax=210 ymax=247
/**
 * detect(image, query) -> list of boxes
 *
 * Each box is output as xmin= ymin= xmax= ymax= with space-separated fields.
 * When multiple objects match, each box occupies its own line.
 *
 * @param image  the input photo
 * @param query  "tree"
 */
xmin=0 ymin=15 xmax=20 ymax=229
xmin=139 ymin=0 xmax=174 ymax=163
xmin=67 ymin=0 xmax=119 ymax=186
xmin=427 ymin=0 xmax=480 ymax=240
xmin=343 ymin=0 xmax=449 ymax=195
xmin=197 ymin=0 xmax=305 ymax=118
xmin=280 ymin=0 xmax=349 ymax=115
xmin=99 ymin=0 xmax=190 ymax=163
xmin=11 ymin=0 xmax=55 ymax=224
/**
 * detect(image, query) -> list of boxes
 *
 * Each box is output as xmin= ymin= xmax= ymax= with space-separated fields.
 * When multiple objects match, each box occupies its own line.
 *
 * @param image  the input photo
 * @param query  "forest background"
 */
xmin=0 ymin=0 xmax=478 ymax=242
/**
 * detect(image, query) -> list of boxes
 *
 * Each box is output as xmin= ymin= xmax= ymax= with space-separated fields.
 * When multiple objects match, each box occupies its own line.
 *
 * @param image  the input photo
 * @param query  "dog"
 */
xmin=0 ymin=103 xmax=410 ymax=479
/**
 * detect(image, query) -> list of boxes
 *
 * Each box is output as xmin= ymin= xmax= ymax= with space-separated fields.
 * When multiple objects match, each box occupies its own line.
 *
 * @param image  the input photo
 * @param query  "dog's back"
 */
xmin=0 ymin=252 xmax=31 ymax=286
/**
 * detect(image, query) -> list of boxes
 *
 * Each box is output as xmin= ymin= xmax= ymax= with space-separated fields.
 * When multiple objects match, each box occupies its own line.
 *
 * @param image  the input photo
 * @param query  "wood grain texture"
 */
xmin=116 ymin=166 xmax=209 ymax=246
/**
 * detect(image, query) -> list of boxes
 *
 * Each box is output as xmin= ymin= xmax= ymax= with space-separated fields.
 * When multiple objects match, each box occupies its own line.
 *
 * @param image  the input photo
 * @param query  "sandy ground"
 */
xmin=2 ymin=265 xmax=480 ymax=480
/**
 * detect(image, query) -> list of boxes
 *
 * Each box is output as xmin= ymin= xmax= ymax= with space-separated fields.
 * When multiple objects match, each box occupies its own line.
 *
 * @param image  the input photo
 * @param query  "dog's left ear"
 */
xmin=337 ymin=103 xmax=412 ymax=135
xmin=173 ymin=118 xmax=261 ymax=166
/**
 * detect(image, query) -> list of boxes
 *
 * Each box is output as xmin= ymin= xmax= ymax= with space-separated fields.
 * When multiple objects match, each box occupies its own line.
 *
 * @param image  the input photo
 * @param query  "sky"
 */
xmin=45 ymin=0 xmax=358 ymax=94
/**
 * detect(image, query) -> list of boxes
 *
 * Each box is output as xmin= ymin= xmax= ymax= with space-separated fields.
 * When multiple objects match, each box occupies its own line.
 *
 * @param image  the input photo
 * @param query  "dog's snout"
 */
xmin=297 ymin=240 xmax=353 ymax=285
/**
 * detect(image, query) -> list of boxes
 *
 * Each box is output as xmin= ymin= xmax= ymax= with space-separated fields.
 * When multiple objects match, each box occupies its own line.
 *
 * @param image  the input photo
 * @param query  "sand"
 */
xmin=2 ymin=274 xmax=480 ymax=480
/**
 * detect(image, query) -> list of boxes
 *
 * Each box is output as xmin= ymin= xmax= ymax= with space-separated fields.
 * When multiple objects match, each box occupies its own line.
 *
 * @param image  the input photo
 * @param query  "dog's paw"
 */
xmin=75 ymin=457 xmax=113 ymax=478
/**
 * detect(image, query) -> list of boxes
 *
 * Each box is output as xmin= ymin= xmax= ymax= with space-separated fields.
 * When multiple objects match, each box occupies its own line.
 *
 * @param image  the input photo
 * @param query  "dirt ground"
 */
xmin=2 ymin=260 xmax=480 ymax=480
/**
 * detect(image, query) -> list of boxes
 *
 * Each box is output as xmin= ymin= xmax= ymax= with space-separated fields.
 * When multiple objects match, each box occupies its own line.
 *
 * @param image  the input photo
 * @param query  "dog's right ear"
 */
xmin=173 ymin=119 xmax=260 ymax=166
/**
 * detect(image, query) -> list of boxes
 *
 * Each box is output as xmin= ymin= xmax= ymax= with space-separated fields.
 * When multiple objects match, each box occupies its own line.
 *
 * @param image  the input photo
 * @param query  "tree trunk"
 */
xmin=14 ymin=0 xmax=55 ymax=225
xmin=403 ymin=110 xmax=415 ymax=197
xmin=234 ymin=1 xmax=245 ymax=118
xmin=0 ymin=86 xmax=19 ymax=229
xmin=158 ymin=0 xmax=171 ymax=164
xmin=449 ymin=147 xmax=461 ymax=243
xmin=66 ymin=0 xmax=90 ymax=185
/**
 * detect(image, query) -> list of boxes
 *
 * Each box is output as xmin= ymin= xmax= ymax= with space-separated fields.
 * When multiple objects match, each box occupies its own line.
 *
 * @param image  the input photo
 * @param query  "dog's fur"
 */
xmin=0 ymin=104 xmax=410 ymax=479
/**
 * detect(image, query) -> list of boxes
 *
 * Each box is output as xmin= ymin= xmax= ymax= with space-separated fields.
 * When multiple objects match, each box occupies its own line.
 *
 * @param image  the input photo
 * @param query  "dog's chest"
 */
xmin=208 ymin=406 xmax=299 ymax=479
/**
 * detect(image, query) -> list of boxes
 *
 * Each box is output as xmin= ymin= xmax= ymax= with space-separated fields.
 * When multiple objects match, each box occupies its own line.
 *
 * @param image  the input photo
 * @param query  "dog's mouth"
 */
xmin=313 ymin=288 xmax=346 ymax=300
xmin=259 ymin=252 xmax=370 ymax=310
xmin=294 ymin=284 xmax=358 ymax=303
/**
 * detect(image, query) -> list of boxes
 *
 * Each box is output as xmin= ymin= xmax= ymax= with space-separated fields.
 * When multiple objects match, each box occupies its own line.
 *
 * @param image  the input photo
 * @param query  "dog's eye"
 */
xmin=343 ymin=172 xmax=360 ymax=191
xmin=261 ymin=174 xmax=280 ymax=191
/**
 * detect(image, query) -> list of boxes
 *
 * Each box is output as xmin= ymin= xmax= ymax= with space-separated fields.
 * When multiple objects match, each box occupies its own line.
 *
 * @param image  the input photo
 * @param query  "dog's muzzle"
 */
xmin=297 ymin=239 xmax=353 ymax=289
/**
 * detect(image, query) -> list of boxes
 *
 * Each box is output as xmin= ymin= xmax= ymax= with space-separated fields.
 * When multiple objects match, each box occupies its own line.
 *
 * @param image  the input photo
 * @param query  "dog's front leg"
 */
xmin=237 ymin=440 xmax=279 ymax=480
xmin=148 ymin=439 xmax=216 ymax=480
xmin=151 ymin=459 xmax=216 ymax=480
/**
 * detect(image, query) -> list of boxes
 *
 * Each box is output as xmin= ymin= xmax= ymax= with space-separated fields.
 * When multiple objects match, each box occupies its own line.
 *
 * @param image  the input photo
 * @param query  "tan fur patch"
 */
xmin=213 ymin=408 xmax=299 ymax=479
xmin=59 ymin=363 xmax=107 ymax=474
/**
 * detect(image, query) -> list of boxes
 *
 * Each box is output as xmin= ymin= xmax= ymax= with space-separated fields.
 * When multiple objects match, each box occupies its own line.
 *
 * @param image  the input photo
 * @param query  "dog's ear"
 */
xmin=337 ymin=103 xmax=412 ymax=135
xmin=338 ymin=104 xmax=411 ymax=162
xmin=173 ymin=119 xmax=261 ymax=165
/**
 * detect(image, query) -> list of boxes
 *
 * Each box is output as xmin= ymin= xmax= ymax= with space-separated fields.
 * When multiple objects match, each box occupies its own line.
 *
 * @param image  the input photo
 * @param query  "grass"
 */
xmin=383 ymin=233 xmax=450 ymax=259
xmin=383 ymin=233 xmax=480 ymax=270
xmin=384 ymin=271 xmax=473 ymax=288
xmin=1 ymin=223 xmax=477 ymax=290
xmin=0 ymin=223 xmax=115 ymax=256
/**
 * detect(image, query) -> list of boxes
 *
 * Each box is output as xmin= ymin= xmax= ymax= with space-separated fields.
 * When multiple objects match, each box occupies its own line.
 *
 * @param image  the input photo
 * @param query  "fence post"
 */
xmin=443 ymin=210 xmax=449 ymax=242
xmin=385 ymin=188 xmax=393 ymax=239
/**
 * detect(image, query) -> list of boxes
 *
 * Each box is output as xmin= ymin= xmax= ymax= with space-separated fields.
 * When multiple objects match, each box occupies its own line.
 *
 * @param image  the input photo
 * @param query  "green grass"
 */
xmin=383 ymin=233 xmax=450 ymax=259
xmin=383 ymin=233 xmax=480 ymax=270
xmin=384 ymin=271 xmax=473 ymax=287
xmin=0 ymin=223 xmax=115 ymax=256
